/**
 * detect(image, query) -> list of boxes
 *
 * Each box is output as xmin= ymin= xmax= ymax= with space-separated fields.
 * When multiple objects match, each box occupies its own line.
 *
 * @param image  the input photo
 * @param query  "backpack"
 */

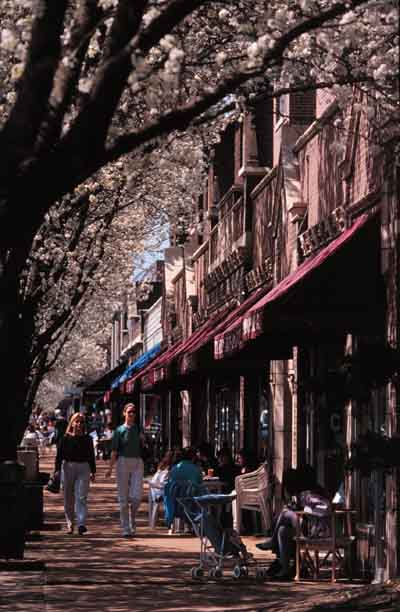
xmin=299 ymin=490 xmax=331 ymax=539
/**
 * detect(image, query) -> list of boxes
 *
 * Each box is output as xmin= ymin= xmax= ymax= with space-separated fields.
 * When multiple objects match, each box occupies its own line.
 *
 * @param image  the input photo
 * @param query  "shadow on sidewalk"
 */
xmin=0 ymin=451 xmax=365 ymax=612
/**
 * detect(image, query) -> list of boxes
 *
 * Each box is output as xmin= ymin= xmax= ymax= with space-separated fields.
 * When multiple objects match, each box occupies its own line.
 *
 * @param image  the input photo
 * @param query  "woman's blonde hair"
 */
xmin=65 ymin=413 xmax=86 ymax=435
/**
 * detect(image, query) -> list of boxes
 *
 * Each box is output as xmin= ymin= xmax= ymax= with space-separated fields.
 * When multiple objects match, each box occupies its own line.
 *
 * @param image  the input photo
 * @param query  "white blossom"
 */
xmin=1 ymin=28 xmax=18 ymax=51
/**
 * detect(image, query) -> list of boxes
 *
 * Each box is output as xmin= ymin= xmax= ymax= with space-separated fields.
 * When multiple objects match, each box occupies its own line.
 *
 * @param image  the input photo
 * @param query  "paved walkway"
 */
xmin=0 ymin=450 xmax=366 ymax=612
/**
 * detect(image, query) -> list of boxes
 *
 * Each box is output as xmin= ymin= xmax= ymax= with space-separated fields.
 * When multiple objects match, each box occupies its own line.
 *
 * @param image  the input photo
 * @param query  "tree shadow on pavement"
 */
xmin=0 ymin=452 xmax=363 ymax=612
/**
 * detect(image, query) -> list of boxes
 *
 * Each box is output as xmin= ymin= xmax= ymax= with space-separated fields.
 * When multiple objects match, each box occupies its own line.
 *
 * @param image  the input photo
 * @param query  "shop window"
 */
xmin=214 ymin=124 xmax=235 ymax=199
xmin=257 ymin=376 xmax=270 ymax=462
xmin=214 ymin=386 xmax=240 ymax=457
xmin=276 ymin=91 xmax=316 ymax=128
xmin=290 ymin=90 xmax=316 ymax=125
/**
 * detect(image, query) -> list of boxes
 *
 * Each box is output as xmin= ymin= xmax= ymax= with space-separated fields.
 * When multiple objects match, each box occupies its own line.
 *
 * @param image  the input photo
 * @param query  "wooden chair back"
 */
xmin=295 ymin=507 xmax=357 ymax=583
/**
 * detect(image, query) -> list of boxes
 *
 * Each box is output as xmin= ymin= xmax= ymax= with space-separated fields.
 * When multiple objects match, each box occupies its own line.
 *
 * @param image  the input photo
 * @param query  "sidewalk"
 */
xmin=0 ymin=450 xmax=367 ymax=612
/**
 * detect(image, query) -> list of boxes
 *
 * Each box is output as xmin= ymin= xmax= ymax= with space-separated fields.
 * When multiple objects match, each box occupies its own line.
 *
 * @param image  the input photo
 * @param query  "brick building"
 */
xmin=106 ymin=88 xmax=399 ymax=580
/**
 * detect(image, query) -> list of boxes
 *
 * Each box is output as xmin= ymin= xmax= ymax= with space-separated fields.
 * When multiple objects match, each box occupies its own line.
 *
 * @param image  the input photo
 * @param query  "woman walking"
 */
xmin=55 ymin=413 xmax=96 ymax=535
xmin=106 ymin=403 xmax=144 ymax=537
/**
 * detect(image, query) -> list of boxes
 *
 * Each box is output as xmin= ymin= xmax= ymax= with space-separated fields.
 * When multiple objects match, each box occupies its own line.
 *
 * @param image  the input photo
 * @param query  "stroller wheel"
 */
xmin=191 ymin=567 xmax=204 ymax=580
xmin=233 ymin=565 xmax=243 ymax=579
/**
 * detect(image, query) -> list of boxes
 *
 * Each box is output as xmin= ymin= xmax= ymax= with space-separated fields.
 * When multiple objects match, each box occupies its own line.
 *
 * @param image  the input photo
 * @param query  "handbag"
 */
xmin=46 ymin=471 xmax=61 ymax=494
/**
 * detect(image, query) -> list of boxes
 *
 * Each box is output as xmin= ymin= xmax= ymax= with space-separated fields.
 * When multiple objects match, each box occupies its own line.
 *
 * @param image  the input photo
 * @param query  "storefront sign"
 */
xmin=204 ymin=247 xmax=248 ymax=291
xmin=298 ymin=206 xmax=346 ymax=259
xmin=207 ymin=267 xmax=243 ymax=311
xmin=141 ymin=371 xmax=155 ymax=390
xmin=244 ymin=256 xmax=273 ymax=292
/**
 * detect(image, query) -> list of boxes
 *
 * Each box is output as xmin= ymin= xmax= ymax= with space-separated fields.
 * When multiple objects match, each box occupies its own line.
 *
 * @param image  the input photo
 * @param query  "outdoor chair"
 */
xmin=234 ymin=462 xmax=271 ymax=535
xmin=294 ymin=507 xmax=357 ymax=583
xmin=147 ymin=480 xmax=164 ymax=528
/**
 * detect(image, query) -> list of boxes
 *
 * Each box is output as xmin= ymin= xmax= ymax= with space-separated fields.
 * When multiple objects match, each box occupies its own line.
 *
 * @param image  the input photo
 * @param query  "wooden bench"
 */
xmin=234 ymin=462 xmax=271 ymax=534
xmin=295 ymin=507 xmax=356 ymax=583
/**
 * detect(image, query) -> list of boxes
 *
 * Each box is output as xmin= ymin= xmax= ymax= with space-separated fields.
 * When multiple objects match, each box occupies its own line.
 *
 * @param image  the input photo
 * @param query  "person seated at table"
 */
xmin=53 ymin=415 xmax=68 ymax=449
xmin=22 ymin=423 xmax=41 ymax=448
xmin=168 ymin=447 xmax=203 ymax=486
xmin=236 ymin=448 xmax=259 ymax=475
xmin=148 ymin=450 xmax=174 ymax=503
xmin=147 ymin=450 xmax=174 ymax=528
xmin=103 ymin=422 xmax=114 ymax=438
xmin=231 ymin=448 xmax=261 ymax=532
xmin=256 ymin=466 xmax=329 ymax=580
xmin=215 ymin=446 xmax=238 ymax=493
xmin=98 ymin=423 xmax=114 ymax=460
xmin=164 ymin=447 xmax=204 ymax=532
xmin=195 ymin=442 xmax=218 ymax=474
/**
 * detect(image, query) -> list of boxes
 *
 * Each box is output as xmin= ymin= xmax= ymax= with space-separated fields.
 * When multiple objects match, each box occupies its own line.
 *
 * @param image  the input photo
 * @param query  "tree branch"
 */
xmin=102 ymin=0 xmax=372 ymax=163
xmin=61 ymin=0 xmax=149 ymax=152
xmin=36 ymin=0 xmax=103 ymax=154
xmin=0 ymin=1 xmax=68 ymax=178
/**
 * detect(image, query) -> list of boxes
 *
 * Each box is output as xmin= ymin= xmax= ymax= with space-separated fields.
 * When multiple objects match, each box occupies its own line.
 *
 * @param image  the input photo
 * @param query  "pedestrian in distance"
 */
xmin=55 ymin=413 xmax=96 ymax=535
xmin=106 ymin=403 xmax=145 ymax=537
xmin=53 ymin=414 xmax=68 ymax=449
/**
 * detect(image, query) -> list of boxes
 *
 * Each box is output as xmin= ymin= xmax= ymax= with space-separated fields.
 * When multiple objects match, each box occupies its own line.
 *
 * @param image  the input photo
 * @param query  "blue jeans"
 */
xmin=270 ymin=508 xmax=297 ymax=573
xmin=63 ymin=461 xmax=91 ymax=528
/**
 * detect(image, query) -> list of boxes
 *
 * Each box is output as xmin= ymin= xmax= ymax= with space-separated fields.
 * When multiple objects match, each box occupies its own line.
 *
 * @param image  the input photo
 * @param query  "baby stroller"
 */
xmin=177 ymin=492 xmax=268 ymax=581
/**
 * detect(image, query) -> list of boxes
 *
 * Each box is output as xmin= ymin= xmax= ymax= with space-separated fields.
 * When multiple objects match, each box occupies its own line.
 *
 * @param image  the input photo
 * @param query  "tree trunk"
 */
xmin=0 ymin=251 xmax=35 ymax=461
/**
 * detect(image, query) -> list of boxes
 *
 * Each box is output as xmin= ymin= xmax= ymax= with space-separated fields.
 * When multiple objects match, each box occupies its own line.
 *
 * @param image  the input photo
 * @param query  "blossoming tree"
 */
xmin=0 ymin=0 xmax=398 ymax=459
xmin=34 ymin=137 xmax=203 ymax=414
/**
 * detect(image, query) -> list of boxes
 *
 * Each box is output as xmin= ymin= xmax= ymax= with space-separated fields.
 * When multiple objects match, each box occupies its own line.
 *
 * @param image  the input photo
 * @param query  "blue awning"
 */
xmin=111 ymin=343 xmax=162 ymax=389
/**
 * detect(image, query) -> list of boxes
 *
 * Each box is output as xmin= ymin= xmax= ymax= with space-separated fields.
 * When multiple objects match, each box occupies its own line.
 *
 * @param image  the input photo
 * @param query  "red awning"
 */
xmin=214 ymin=212 xmax=374 ymax=359
xmin=125 ymin=304 xmax=234 ymax=389
xmin=180 ymin=286 xmax=268 ymax=373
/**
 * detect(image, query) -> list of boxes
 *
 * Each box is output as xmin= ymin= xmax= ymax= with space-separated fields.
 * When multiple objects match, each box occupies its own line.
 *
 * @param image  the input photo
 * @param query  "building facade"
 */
xmin=102 ymin=88 xmax=399 ymax=579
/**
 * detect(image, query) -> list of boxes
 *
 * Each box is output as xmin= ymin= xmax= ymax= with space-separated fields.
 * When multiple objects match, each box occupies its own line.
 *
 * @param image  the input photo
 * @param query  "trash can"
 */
xmin=17 ymin=449 xmax=49 ymax=531
xmin=24 ymin=472 xmax=50 ymax=531
xmin=0 ymin=461 xmax=26 ymax=559
xmin=17 ymin=449 xmax=39 ymax=481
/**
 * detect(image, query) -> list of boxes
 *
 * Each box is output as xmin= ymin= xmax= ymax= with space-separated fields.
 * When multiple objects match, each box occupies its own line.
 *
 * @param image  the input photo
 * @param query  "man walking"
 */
xmin=106 ymin=403 xmax=144 ymax=537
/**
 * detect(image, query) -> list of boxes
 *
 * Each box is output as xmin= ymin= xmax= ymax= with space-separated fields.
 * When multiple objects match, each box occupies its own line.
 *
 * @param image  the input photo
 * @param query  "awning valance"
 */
xmin=179 ymin=286 xmax=269 ymax=373
xmin=215 ymin=212 xmax=377 ymax=359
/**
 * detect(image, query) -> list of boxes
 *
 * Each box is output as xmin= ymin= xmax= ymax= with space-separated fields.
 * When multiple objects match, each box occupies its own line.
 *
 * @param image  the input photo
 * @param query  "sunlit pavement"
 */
xmin=0 ymin=449 xmax=364 ymax=612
